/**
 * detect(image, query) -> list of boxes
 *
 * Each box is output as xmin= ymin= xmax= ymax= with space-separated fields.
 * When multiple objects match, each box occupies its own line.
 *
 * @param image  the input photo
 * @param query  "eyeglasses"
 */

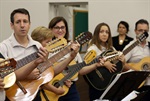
xmin=137 ymin=29 xmax=149 ymax=33
xmin=53 ymin=26 xmax=65 ymax=30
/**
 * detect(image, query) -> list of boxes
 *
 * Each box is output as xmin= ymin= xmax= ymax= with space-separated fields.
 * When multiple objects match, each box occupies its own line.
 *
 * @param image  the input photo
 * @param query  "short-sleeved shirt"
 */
xmin=124 ymin=39 xmax=150 ymax=63
xmin=0 ymin=33 xmax=42 ymax=60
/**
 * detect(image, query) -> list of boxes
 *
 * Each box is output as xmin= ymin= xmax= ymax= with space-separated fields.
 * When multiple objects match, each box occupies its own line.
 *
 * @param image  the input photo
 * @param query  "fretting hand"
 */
xmin=70 ymin=42 xmax=80 ymax=58
xmin=64 ymin=79 xmax=73 ymax=88
xmin=34 ymin=47 xmax=49 ymax=66
xmin=118 ymin=54 xmax=126 ymax=65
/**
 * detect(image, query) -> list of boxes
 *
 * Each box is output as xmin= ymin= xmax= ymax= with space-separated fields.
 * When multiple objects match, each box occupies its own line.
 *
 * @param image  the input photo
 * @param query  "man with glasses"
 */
xmin=124 ymin=19 xmax=150 ymax=100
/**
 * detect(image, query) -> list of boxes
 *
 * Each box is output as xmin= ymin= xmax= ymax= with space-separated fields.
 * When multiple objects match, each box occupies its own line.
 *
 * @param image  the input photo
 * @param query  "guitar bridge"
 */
xmin=95 ymin=69 xmax=104 ymax=81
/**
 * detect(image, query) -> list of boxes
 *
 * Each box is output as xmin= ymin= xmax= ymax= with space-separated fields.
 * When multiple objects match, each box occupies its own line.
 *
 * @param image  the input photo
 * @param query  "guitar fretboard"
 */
xmin=123 ymin=41 xmax=139 ymax=55
xmin=58 ymin=61 xmax=86 ymax=86
xmin=37 ymin=44 xmax=72 ymax=73
xmin=1 ymin=52 xmax=38 ymax=78
xmin=16 ymin=52 xmax=38 ymax=69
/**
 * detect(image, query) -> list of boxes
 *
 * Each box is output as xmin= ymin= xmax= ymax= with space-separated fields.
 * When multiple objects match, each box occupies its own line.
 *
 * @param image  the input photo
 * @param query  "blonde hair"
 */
xmin=31 ymin=26 xmax=54 ymax=43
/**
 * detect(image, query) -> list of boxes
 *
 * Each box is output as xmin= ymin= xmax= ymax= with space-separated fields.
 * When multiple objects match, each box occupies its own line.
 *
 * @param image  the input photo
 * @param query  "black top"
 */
xmin=112 ymin=35 xmax=133 ymax=51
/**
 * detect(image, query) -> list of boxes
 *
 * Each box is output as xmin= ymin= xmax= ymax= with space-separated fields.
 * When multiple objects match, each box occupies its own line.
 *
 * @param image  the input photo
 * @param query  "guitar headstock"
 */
xmin=103 ymin=51 xmax=122 ymax=61
xmin=0 ymin=58 xmax=16 ymax=77
xmin=45 ymin=38 xmax=67 ymax=53
xmin=138 ymin=31 xmax=149 ymax=43
xmin=84 ymin=50 xmax=97 ymax=64
xmin=76 ymin=31 xmax=92 ymax=45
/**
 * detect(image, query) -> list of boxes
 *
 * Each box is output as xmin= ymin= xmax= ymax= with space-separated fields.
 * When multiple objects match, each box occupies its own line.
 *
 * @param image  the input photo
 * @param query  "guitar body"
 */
xmin=6 ymin=67 xmax=54 ymax=101
xmin=128 ymin=56 xmax=150 ymax=71
xmin=41 ymin=73 xmax=69 ymax=101
xmin=0 ymin=58 xmax=16 ymax=88
xmin=85 ymin=50 xmax=123 ymax=90
xmin=4 ymin=72 xmax=16 ymax=88
xmin=41 ymin=60 xmax=77 ymax=101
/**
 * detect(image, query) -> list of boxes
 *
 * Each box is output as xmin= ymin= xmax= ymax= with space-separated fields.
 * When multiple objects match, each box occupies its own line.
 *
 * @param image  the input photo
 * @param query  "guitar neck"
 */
xmin=37 ymin=44 xmax=72 ymax=73
xmin=58 ymin=61 xmax=87 ymax=86
xmin=16 ymin=52 xmax=38 ymax=69
xmin=1 ymin=52 xmax=38 ymax=77
xmin=123 ymin=40 xmax=139 ymax=55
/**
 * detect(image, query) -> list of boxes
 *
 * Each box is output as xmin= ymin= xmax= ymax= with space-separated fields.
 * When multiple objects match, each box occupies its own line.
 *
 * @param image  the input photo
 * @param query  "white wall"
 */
xmin=89 ymin=0 xmax=150 ymax=40
xmin=0 ymin=0 xmax=150 ymax=42
xmin=0 ymin=0 xmax=50 ymax=41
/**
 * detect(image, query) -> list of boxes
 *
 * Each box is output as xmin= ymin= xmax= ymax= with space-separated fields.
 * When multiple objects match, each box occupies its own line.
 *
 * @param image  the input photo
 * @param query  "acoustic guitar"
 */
xmin=128 ymin=56 xmax=150 ymax=71
xmin=1 ymin=38 xmax=67 ymax=90
xmin=41 ymin=50 xmax=121 ymax=101
xmin=40 ymin=60 xmax=77 ymax=101
xmin=6 ymin=32 xmax=92 ymax=101
xmin=85 ymin=31 xmax=149 ymax=90
xmin=0 ymin=58 xmax=16 ymax=88
xmin=0 ymin=58 xmax=16 ymax=101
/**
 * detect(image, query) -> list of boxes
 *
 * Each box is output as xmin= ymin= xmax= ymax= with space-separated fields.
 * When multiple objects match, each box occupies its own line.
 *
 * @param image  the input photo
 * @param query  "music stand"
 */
xmin=99 ymin=70 xmax=150 ymax=101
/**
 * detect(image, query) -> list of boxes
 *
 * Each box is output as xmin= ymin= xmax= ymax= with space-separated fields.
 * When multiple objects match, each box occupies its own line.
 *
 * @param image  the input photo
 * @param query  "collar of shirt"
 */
xmin=9 ymin=33 xmax=39 ymax=48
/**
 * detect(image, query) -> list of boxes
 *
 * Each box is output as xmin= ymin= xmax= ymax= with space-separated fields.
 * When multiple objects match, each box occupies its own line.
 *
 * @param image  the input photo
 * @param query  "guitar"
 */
xmin=41 ymin=50 xmax=121 ymax=101
xmin=6 ymin=32 xmax=92 ymax=101
xmin=128 ymin=56 xmax=150 ymax=71
xmin=40 ymin=60 xmax=77 ymax=101
xmin=1 ymin=38 xmax=67 ymax=89
xmin=0 ymin=58 xmax=16 ymax=101
xmin=0 ymin=58 xmax=16 ymax=88
xmin=85 ymin=31 xmax=149 ymax=90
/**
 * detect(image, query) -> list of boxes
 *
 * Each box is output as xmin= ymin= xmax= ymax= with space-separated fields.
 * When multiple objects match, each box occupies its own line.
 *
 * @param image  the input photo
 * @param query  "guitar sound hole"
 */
xmin=54 ymin=82 xmax=60 ymax=88
xmin=142 ymin=63 xmax=149 ymax=71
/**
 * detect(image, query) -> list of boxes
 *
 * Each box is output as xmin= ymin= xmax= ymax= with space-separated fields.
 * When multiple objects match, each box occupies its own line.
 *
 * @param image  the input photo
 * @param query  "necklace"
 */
xmin=119 ymin=39 xmax=123 ymax=45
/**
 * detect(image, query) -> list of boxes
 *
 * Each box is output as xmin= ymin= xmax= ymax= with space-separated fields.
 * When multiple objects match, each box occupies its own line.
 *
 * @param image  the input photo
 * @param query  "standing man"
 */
xmin=124 ymin=19 xmax=150 ymax=101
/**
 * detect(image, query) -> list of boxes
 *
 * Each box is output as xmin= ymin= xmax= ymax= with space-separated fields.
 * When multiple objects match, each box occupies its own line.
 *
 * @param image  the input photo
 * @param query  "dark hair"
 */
xmin=90 ymin=22 xmax=112 ymax=50
xmin=135 ymin=19 xmax=149 ymax=30
xmin=118 ymin=21 xmax=129 ymax=33
xmin=10 ymin=8 xmax=30 ymax=23
xmin=48 ymin=16 xmax=69 ymax=40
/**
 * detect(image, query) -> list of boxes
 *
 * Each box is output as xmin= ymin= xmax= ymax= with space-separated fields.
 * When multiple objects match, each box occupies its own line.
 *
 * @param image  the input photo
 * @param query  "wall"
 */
xmin=0 ymin=0 xmax=50 ymax=41
xmin=89 ymin=0 xmax=150 ymax=40
xmin=0 ymin=0 xmax=150 ymax=42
